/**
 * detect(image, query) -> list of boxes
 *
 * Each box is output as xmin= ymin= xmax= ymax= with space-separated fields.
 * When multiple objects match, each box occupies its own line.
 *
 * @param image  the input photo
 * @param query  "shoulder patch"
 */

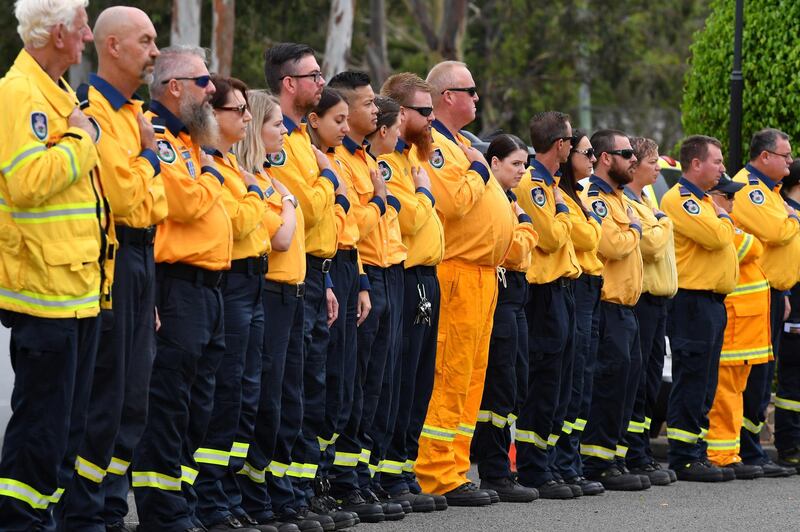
xmin=748 ymin=189 xmax=765 ymax=205
xmin=30 ymin=112 xmax=48 ymax=141
xmin=378 ymin=160 xmax=392 ymax=181
xmin=591 ymin=199 xmax=608 ymax=218
xmin=156 ymin=139 xmax=176 ymax=164
xmin=531 ymin=186 xmax=547 ymax=207
xmin=267 ymin=149 xmax=287 ymax=167
xmin=748 ymin=177 xmax=759 ymax=186
xmin=682 ymin=198 xmax=701 ymax=215
xmin=429 ymin=148 xmax=445 ymax=169
xmin=679 ymin=186 xmax=691 ymax=197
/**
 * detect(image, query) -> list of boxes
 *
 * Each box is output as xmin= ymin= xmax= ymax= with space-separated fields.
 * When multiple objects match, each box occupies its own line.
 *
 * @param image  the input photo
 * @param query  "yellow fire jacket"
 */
xmin=0 ymin=50 xmax=110 ymax=318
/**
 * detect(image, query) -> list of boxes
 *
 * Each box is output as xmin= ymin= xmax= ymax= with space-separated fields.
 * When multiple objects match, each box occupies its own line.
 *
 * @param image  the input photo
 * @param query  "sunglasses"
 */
xmin=405 ymin=105 xmax=433 ymax=117
xmin=162 ymin=75 xmax=212 ymax=88
xmin=605 ymin=149 xmax=635 ymax=159
xmin=216 ymin=103 xmax=249 ymax=115
xmin=442 ymin=87 xmax=478 ymax=97
xmin=709 ymin=190 xmax=735 ymax=201
xmin=574 ymin=148 xmax=596 ymax=159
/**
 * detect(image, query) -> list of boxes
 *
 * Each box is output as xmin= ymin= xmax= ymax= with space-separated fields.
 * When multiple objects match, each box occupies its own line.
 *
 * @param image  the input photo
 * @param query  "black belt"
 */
xmin=157 ymin=262 xmax=224 ymax=289
xmin=408 ymin=265 xmax=437 ymax=277
xmin=549 ymin=276 xmax=571 ymax=288
xmin=229 ymin=254 xmax=268 ymax=276
xmin=264 ymin=279 xmax=305 ymax=298
xmin=116 ymin=224 xmax=156 ymax=247
xmin=307 ymin=254 xmax=333 ymax=273
xmin=336 ymin=248 xmax=359 ymax=261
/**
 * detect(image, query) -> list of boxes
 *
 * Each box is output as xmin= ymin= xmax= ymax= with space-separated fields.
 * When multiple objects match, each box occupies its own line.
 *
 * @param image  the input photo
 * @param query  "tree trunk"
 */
xmin=322 ymin=0 xmax=356 ymax=80
xmin=438 ymin=0 xmax=467 ymax=60
xmin=366 ymin=0 xmax=391 ymax=86
xmin=170 ymin=0 xmax=202 ymax=47
xmin=210 ymin=0 xmax=235 ymax=76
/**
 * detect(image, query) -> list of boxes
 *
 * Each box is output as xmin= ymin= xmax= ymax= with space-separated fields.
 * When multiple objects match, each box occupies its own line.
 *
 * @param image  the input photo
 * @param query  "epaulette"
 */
xmin=679 ymin=186 xmax=691 ymax=197
xmin=151 ymin=116 xmax=167 ymax=135
xmin=76 ymin=83 xmax=90 ymax=110
xmin=587 ymin=183 xmax=601 ymax=197
xmin=748 ymin=175 xmax=759 ymax=186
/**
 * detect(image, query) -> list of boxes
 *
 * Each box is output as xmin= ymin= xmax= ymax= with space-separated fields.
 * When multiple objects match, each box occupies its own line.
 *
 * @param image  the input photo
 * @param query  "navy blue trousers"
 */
xmin=59 ymin=234 xmax=156 ymax=532
xmin=666 ymin=289 xmax=726 ymax=469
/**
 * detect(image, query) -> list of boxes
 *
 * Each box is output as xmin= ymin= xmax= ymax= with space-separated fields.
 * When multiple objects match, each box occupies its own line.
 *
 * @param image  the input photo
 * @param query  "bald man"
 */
xmin=58 ymin=7 xmax=166 ymax=532
xmin=413 ymin=61 xmax=534 ymax=505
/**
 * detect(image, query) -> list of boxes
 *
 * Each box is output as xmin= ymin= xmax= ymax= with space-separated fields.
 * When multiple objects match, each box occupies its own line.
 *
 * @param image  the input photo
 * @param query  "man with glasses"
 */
xmin=578 ymin=130 xmax=649 ymax=492
xmin=729 ymin=128 xmax=800 ymax=478
xmin=513 ymin=111 xmax=581 ymax=499
xmin=58 ymin=7 xmax=167 ymax=531
xmin=377 ymin=73 xmax=447 ymax=511
xmin=660 ymin=135 xmax=738 ymax=482
xmin=131 ymin=45 xmax=234 ymax=531
xmin=237 ymin=42 xmax=355 ymax=532
xmin=413 ymin=61 xmax=520 ymax=507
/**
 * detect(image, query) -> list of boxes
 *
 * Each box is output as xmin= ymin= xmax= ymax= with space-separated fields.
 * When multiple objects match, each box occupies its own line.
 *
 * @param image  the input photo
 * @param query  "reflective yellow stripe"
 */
xmin=53 ymin=143 xmax=79 ymax=183
xmin=359 ymin=449 xmax=371 ymax=464
xmin=775 ymin=396 xmax=800 ymax=412
xmin=573 ymin=418 xmax=587 ymax=431
xmin=193 ymin=447 xmax=230 ymax=466
xmin=547 ymin=433 xmax=560 ymax=446
xmin=742 ymin=417 xmax=763 ymax=434
xmin=0 ymin=198 xmax=97 ymax=224
xmin=666 ymin=427 xmax=700 ymax=443
xmin=317 ymin=433 xmax=339 ymax=451
xmin=237 ymin=461 xmax=266 ymax=483
xmin=75 ymin=456 xmax=106 ymax=483
xmin=267 ymin=461 xmax=289 ymax=478
xmin=644 ymin=417 xmax=652 ymax=430
xmin=699 ymin=427 xmax=708 ymax=440
xmin=508 ymin=413 xmax=518 ymax=425
xmin=580 ymin=444 xmax=616 ymax=460
xmin=477 ymin=410 xmax=508 ymax=428
xmin=456 ymin=423 xmax=475 ymax=437
xmin=420 ymin=424 xmax=456 ymax=442
xmin=515 ymin=429 xmax=548 ymax=449
xmin=180 ymin=465 xmax=198 ymax=485
xmin=106 ymin=457 xmax=130 ymax=476
xmin=0 ymin=478 xmax=60 ymax=509
xmin=627 ymin=420 xmax=646 ymax=434
xmin=131 ymin=471 xmax=182 ymax=491
xmin=230 ymin=441 xmax=250 ymax=458
xmin=562 ymin=421 xmax=574 ymax=434
xmin=403 ymin=459 xmax=415 ymax=472
xmin=285 ymin=462 xmax=305 ymax=478
xmin=0 ymin=285 xmax=99 ymax=313
xmin=1 ymin=142 xmax=47 ymax=178
xmin=378 ymin=460 xmax=404 ymax=474
xmin=720 ymin=346 xmax=772 ymax=362
xmin=737 ymin=233 xmax=754 ymax=260
xmin=706 ymin=438 xmax=740 ymax=451
xmin=730 ymin=280 xmax=770 ymax=296
xmin=615 ymin=445 xmax=628 ymax=457
xmin=333 ymin=452 xmax=360 ymax=468
xmin=301 ymin=463 xmax=318 ymax=478
xmin=369 ymin=463 xmax=378 ymax=477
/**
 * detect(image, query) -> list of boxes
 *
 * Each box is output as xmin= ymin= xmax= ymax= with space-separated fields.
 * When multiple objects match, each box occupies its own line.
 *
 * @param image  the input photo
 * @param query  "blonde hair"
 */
xmin=630 ymin=137 xmax=659 ymax=169
xmin=426 ymin=60 xmax=467 ymax=104
xmin=233 ymin=89 xmax=281 ymax=174
xmin=380 ymin=72 xmax=431 ymax=107
xmin=15 ymin=0 xmax=88 ymax=48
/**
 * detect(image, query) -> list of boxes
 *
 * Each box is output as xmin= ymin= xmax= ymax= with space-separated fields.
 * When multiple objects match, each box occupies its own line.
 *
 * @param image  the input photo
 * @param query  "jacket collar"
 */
xmin=431 ymin=119 xmax=456 ymax=144
xmin=678 ymin=176 xmax=706 ymax=199
xmin=745 ymin=163 xmax=778 ymax=190
xmin=589 ymin=174 xmax=616 ymax=194
xmin=149 ymin=100 xmax=188 ymax=136
xmin=89 ymin=73 xmax=139 ymax=111
xmin=530 ymin=158 xmax=555 ymax=186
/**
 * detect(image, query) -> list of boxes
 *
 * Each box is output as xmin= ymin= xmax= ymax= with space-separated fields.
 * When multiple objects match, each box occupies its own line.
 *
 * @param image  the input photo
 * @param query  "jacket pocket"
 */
xmin=42 ymin=237 xmax=100 ymax=292
xmin=0 ymin=223 xmax=23 ymax=290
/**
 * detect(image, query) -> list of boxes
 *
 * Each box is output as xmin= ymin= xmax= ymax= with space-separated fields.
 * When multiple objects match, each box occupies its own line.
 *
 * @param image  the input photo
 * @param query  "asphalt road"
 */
xmin=126 ymin=465 xmax=800 ymax=531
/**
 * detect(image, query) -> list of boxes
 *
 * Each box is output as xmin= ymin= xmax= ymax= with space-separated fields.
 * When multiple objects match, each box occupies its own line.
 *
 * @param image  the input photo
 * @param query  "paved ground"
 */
xmin=126 ymin=464 xmax=800 ymax=531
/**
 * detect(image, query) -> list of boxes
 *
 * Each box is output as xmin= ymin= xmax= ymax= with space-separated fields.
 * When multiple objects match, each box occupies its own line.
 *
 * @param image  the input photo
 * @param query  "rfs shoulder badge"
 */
xmin=378 ymin=160 xmax=392 ymax=181
xmin=682 ymin=198 xmax=701 ymax=215
xmin=267 ymin=149 xmax=287 ymax=167
xmin=531 ymin=186 xmax=547 ymax=207
xmin=749 ymin=189 xmax=765 ymax=205
xmin=30 ymin=112 xmax=48 ymax=141
xmin=156 ymin=139 xmax=176 ymax=164
xmin=429 ymin=148 xmax=445 ymax=169
xmin=591 ymin=199 xmax=608 ymax=218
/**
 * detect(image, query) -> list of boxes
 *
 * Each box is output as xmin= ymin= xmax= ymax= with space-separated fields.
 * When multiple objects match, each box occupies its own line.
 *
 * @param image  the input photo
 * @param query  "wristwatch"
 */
xmin=282 ymin=194 xmax=298 ymax=208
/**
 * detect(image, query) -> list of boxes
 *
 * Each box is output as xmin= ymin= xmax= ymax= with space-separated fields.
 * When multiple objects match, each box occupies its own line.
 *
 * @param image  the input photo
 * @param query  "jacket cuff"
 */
xmin=140 ymin=148 xmax=161 ymax=176
xmin=655 ymin=212 xmax=667 ymax=220
xmin=469 ymin=161 xmax=490 ymax=184
xmin=370 ymin=196 xmax=387 ymax=216
xmin=630 ymin=223 xmax=643 ymax=236
xmin=790 ymin=214 xmax=800 ymax=224
xmin=321 ymin=168 xmax=339 ymax=190
xmin=555 ymin=203 xmax=570 ymax=215
xmin=335 ymin=194 xmax=351 ymax=213
xmin=324 ymin=272 xmax=334 ymax=289
xmin=416 ymin=186 xmax=435 ymax=206
xmin=588 ymin=212 xmax=602 ymax=224
xmin=247 ymin=184 xmax=265 ymax=200
xmin=387 ymin=195 xmax=402 ymax=212
xmin=718 ymin=213 xmax=733 ymax=223
xmin=518 ymin=213 xmax=532 ymax=224
xmin=202 ymin=165 xmax=224 ymax=184
xmin=359 ymin=273 xmax=371 ymax=291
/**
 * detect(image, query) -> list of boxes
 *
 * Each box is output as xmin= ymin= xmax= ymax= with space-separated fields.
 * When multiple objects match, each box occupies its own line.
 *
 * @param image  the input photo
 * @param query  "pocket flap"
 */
xmin=43 ymin=238 xmax=99 ymax=270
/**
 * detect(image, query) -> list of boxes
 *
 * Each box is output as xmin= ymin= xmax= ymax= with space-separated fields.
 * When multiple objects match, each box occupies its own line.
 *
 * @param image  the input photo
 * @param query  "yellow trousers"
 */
xmin=707 ymin=365 xmax=752 ymax=466
xmin=415 ymin=260 xmax=498 ymax=494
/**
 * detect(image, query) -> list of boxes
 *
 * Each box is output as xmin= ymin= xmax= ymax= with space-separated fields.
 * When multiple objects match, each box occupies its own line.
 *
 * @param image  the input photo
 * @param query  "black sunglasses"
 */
xmin=405 ymin=105 xmax=433 ymax=117
xmin=442 ymin=87 xmax=477 ymax=97
xmin=574 ymin=148 xmax=596 ymax=159
xmin=605 ymin=149 xmax=635 ymax=159
xmin=216 ymin=103 xmax=249 ymax=115
xmin=162 ymin=75 xmax=211 ymax=88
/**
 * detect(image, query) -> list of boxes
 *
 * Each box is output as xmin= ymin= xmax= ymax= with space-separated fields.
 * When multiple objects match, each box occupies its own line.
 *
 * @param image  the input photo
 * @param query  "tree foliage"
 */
xmin=682 ymin=0 xmax=800 ymax=166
